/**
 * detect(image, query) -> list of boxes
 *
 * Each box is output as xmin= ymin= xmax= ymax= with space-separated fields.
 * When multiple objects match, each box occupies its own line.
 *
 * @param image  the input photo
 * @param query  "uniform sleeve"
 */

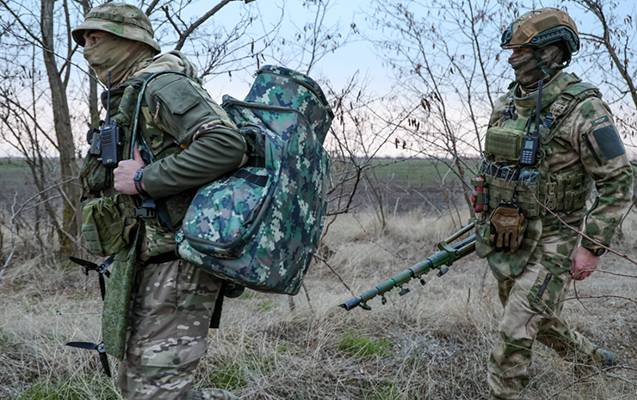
xmin=140 ymin=74 xmax=246 ymax=199
xmin=570 ymin=97 xmax=634 ymax=253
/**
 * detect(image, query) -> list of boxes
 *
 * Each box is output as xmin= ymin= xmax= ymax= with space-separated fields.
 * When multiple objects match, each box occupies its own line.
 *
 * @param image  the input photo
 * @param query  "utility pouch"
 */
xmin=489 ymin=202 xmax=527 ymax=252
xmin=140 ymin=218 xmax=177 ymax=260
xmin=80 ymin=194 xmax=137 ymax=257
xmin=484 ymin=126 xmax=524 ymax=162
xmin=79 ymin=152 xmax=112 ymax=196
xmin=102 ymin=227 xmax=142 ymax=360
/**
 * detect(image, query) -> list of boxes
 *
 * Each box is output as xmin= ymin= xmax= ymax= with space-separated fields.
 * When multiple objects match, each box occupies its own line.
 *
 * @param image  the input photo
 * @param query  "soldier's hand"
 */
xmin=113 ymin=147 xmax=145 ymax=195
xmin=570 ymin=246 xmax=599 ymax=281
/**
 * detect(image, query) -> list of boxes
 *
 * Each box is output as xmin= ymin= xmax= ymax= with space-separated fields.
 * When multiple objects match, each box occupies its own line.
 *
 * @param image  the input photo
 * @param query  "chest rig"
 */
xmin=472 ymin=74 xmax=600 ymax=253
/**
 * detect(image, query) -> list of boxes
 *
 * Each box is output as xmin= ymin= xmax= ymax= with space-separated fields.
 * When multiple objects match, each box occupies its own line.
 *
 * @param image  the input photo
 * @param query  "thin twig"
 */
xmin=532 ymin=193 xmax=637 ymax=267
xmin=312 ymin=253 xmax=355 ymax=296
xmin=302 ymin=283 xmax=314 ymax=314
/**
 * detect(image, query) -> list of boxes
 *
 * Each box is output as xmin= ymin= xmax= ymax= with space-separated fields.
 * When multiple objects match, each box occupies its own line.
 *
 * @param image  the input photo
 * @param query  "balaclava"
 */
xmin=83 ymin=33 xmax=155 ymax=85
xmin=508 ymin=45 xmax=565 ymax=91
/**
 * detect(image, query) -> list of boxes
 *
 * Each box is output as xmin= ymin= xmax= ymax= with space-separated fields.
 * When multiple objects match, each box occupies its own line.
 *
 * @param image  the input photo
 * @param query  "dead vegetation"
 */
xmin=1 ymin=212 xmax=636 ymax=399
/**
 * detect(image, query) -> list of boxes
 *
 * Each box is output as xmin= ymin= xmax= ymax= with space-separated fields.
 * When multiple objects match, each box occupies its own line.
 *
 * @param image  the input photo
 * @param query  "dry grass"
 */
xmin=1 ymin=211 xmax=636 ymax=399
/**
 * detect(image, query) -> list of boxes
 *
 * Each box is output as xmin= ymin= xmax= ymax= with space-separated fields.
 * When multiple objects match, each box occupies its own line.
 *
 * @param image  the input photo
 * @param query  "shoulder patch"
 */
xmin=592 ymin=125 xmax=625 ymax=160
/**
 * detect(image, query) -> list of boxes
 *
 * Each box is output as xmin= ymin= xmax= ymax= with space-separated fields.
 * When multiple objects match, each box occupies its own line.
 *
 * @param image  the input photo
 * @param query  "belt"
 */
xmin=144 ymin=251 xmax=180 ymax=266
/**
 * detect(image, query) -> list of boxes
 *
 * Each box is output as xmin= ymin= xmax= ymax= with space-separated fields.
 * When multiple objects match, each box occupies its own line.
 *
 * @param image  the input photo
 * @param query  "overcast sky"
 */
xmin=185 ymin=0 xmax=637 ymax=101
xmin=2 ymin=0 xmax=636 ymax=158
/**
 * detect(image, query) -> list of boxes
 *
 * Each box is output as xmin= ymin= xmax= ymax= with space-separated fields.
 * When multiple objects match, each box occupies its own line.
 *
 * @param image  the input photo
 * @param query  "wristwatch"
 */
xmin=133 ymin=168 xmax=149 ymax=197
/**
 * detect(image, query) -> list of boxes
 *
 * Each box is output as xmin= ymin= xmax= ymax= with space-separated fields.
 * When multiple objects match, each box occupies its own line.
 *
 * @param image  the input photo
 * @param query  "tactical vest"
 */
xmin=481 ymin=76 xmax=601 ymax=219
xmin=81 ymin=73 xmax=181 ymax=199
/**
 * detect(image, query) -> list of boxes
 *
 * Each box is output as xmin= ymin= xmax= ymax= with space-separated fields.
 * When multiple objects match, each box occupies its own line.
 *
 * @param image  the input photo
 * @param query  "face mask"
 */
xmin=508 ymin=45 xmax=564 ymax=90
xmin=83 ymin=34 xmax=154 ymax=85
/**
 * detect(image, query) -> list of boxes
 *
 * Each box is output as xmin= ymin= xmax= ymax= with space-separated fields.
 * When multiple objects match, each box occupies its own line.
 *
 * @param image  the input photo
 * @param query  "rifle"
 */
xmin=339 ymin=222 xmax=476 ymax=311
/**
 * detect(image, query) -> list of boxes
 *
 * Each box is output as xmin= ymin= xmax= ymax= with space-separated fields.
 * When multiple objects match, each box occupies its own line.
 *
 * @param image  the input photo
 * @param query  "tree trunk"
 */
xmin=40 ymin=0 xmax=79 ymax=256
xmin=82 ymin=0 xmax=100 ymax=129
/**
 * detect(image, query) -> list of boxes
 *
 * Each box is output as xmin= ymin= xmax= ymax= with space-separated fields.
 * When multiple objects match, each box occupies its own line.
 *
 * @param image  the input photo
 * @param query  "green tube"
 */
xmin=339 ymin=234 xmax=475 ymax=310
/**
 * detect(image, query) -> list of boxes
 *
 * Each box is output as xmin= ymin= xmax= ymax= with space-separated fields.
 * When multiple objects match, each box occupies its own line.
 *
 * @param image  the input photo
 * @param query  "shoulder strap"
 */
xmin=541 ymin=81 xmax=601 ymax=144
xmin=129 ymin=71 xmax=189 ymax=160
xmin=549 ymin=82 xmax=601 ymax=123
xmin=126 ymin=71 xmax=189 ymax=232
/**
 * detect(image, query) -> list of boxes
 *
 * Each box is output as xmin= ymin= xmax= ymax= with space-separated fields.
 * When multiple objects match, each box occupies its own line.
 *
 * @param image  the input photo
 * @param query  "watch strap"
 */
xmin=133 ymin=168 xmax=150 ymax=197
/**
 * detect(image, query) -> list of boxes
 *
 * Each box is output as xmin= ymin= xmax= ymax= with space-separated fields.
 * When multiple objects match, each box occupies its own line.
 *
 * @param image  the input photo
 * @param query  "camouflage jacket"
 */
xmin=478 ymin=72 xmax=633 ymax=275
xmin=81 ymin=51 xmax=246 ymax=258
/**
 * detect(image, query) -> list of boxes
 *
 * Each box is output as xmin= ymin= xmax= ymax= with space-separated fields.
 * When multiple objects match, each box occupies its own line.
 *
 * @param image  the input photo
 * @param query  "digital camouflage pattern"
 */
xmin=244 ymin=65 xmax=333 ymax=144
xmin=477 ymin=71 xmax=634 ymax=399
xmin=178 ymin=65 xmax=333 ymax=295
xmin=72 ymin=2 xmax=161 ymax=53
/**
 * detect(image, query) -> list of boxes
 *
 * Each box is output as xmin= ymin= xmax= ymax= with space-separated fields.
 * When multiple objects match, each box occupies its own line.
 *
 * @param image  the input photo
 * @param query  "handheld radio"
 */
xmin=518 ymin=79 xmax=544 ymax=167
xmin=100 ymin=73 xmax=121 ymax=168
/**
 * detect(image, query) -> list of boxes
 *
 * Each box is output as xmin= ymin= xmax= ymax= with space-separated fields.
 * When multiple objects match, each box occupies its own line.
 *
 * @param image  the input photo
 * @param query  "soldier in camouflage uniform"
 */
xmin=472 ymin=8 xmax=634 ymax=400
xmin=73 ymin=3 xmax=245 ymax=399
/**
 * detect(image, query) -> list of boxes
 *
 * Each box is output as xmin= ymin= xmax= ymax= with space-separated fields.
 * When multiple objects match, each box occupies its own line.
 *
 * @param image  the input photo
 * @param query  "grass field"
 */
xmin=0 ymin=157 xmax=469 ymax=195
xmin=366 ymin=158 xmax=478 ymax=186
xmin=1 ymin=212 xmax=636 ymax=399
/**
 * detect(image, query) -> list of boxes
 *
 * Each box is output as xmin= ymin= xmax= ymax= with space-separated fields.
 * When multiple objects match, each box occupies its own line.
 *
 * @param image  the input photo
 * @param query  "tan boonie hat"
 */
xmin=501 ymin=8 xmax=579 ymax=54
xmin=72 ymin=2 xmax=160 ymax=53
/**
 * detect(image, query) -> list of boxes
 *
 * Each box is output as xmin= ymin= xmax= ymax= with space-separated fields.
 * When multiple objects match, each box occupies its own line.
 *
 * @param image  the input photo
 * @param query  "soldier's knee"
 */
xmin=492 ymin=332 xmax=533 ymax=366
xmin=138 ymin=335 xmax=208 ymax=370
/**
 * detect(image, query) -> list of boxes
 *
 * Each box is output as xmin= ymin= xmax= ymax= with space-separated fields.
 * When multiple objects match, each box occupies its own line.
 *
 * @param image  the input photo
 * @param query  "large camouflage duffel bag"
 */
xmin=176 ymin=65 xmax=333 ymax=295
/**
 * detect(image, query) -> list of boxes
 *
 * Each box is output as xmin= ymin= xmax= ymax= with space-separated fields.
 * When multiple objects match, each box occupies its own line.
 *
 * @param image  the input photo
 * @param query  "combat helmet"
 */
xmin=72 ymin=2 xmax=160 ymax=53
xmin=501 ymin=8 xmax=579 ymax=62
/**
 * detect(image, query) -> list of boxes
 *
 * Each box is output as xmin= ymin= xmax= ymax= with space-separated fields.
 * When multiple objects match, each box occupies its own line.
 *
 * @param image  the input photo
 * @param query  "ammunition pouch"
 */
xmin=541 ymin=170 xmax=589 ymax=212
xmin=481 ymin=162 xmax=588 ymax=218
xmin=81 ymin=194 xmax=137 ymax=257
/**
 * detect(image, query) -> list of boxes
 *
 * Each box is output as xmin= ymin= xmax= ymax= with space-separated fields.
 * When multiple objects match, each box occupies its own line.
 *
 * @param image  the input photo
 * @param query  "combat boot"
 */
xmin=591 ymin=347 xmax=617 ymax=368
xmin=573 ymin=347 xmax=618 ymax=376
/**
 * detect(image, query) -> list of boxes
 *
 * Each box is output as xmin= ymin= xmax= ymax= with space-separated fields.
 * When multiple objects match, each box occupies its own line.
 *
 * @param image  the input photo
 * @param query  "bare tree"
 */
xmin=0 ymin=0 xmax=262 ymax=261
xmin=366 ymin=0 xmax=511 ymax=216
xmin=570 ymin=0 xmax=637 ymax=142
xmin=0 ymin=0 xmax=82 ymax=256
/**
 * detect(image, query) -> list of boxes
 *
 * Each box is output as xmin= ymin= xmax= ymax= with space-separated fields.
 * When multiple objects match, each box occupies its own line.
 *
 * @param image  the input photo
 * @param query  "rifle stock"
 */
xmin=339 ymin=222 xmax=476 ymax=311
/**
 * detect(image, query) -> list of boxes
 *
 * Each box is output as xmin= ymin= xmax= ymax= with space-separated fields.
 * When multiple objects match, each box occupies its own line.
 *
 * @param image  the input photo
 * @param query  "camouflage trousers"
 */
xmin=487 ymin=234 xmax=598 ymax=399
xmin=117 ymin=258 xmax=233 ymax=400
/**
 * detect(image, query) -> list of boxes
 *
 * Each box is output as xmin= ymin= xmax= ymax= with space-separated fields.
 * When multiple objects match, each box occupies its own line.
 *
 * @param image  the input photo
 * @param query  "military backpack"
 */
xmin=176 ymin=65 xmax=333 ymax=295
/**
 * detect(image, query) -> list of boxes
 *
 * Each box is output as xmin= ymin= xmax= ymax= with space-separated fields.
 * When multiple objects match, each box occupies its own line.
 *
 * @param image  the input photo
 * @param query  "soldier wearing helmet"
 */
xmin=73 ymin=3 xmax=245 ymax=399
xmin=472 ymin=8 xmax=633 ymax=399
